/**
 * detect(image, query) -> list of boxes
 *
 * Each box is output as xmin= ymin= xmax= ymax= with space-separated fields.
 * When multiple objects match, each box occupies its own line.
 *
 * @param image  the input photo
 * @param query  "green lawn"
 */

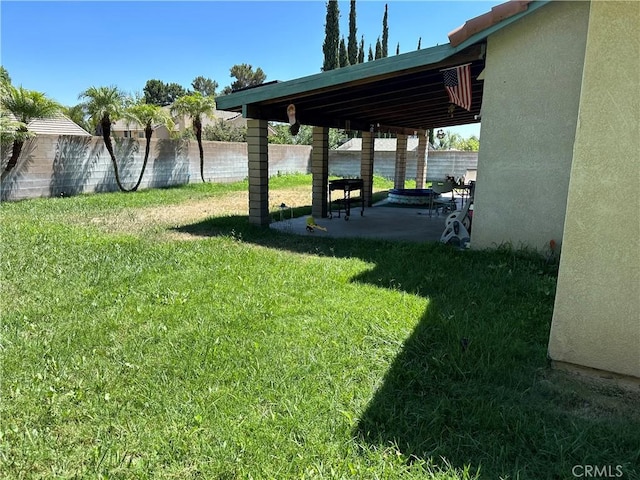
xmin=1 ymin=175 xmax=638 ymax=479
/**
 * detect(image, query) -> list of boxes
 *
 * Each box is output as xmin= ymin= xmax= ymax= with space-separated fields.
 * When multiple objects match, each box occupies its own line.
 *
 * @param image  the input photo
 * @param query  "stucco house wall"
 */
xmin=548 ymin=1 xmax=640 ymax=379
xmin=471 ymin=1 xmax=591 ymax=252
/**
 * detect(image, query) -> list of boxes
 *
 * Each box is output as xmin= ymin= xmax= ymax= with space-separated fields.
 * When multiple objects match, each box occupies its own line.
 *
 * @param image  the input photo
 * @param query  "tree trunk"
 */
xmin=194 ymin=117 xmax=205 ymax=183
xmin=4 ymin=139 xmax=24 ymax=172
xmin=101 ymin=116 xmax=129 ymax=192
xmin=130 ymin=126 xmax=153 ymax=192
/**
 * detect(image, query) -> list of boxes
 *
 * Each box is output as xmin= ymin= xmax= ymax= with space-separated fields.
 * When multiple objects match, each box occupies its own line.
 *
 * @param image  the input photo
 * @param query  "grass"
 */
xmin=1 ymin=174 xmax=638 ymax=479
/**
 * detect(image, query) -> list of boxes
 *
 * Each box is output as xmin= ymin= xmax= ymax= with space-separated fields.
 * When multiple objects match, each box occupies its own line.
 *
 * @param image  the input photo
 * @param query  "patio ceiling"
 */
xmin=216 ymin=43 xmax=485 ymax=135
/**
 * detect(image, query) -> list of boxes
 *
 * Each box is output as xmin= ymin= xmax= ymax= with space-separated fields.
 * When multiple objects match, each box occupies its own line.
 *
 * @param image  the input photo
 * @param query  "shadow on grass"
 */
xmin=173 ymin=215 xmax=640 ymax=479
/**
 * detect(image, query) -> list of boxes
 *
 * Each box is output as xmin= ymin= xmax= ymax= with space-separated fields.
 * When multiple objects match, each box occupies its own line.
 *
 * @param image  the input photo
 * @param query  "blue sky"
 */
xmin=1 ymin=0 xmax=503 ymax=137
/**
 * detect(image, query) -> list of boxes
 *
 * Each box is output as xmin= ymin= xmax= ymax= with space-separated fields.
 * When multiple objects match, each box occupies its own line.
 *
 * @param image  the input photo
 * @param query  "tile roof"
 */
xmin=10 ymin=114 xmax=92 ymax=136
xmin=448 ymin=0 xmax=534 ymax=47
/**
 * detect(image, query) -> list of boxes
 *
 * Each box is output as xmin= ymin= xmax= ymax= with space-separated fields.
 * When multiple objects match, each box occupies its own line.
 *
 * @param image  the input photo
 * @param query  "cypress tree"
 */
xmin=381 ymin=4 xmax=389 ymax=58
xmin=322 ymin=0 xmax=340 ymax=71
xmin=417 ymin=37 xmax=422 ymax=50
xmin=339 ymin=37 xmax=349 ymax=67
xmin=358 ymin=35 xmax=365 ymax=63
xmin=396 ymin=42 xmax=400 ymax=55
xmin=375 ymin=37 xmax=382 ymax=60
xmin=347 ymin=0 xmax=358 ymax=65
xmin=368 ymin=45 xmax=374 ymax=61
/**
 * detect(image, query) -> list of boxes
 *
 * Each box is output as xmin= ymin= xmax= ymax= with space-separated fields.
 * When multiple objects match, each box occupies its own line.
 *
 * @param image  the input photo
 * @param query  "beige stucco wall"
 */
xmin=471 ymin=1 xmax=590 ymax=251
xmin=548 ymin=1 xmax=640 ymax=379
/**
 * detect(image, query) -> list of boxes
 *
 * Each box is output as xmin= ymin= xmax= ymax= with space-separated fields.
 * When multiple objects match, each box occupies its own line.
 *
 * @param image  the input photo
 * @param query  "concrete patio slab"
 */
xmin=270 ymin=200 xmax=455 ymax=243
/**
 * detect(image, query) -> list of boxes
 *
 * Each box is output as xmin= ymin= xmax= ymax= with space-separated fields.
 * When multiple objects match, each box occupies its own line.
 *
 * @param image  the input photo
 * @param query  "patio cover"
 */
xmin=216 ymin=0 xmax=548 ymax=133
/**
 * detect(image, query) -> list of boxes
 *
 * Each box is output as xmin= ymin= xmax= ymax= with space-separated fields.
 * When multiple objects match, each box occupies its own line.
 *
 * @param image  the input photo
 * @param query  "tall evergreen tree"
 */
xmin=347 ymin=0 xmax=358 ymax=65
xmin=322 ymin=0 xmax=340 ymax=71
xmin=339 ymin=37 xmax=349 ymax=68
xmin=381 ymin=4 xmax=389 ymax=58
xmin=368 ymin=45 xmax=374 ymax=61
xmin=396 ymin=42 xmax=400 ymax=55
xmin=417 ymin=37 xmax=422 ymax=50
xmin=358 ymin=36 xmax=365 ymax=63
xmin=375 ymin=37 xmax=382 ymax=60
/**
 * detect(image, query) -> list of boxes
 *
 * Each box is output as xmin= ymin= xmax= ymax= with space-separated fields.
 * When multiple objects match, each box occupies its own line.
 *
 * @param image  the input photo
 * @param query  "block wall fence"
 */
xmin=0 ymin=135 xmax=477 ymax=201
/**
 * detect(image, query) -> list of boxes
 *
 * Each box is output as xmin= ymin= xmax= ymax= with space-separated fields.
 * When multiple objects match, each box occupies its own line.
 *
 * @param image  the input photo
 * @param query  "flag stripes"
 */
xmin=442 ymin=64 xmax=472 ymax=111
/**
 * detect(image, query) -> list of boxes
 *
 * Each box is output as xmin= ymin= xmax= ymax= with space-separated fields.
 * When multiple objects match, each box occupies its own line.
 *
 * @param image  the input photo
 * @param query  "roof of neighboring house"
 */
xmin=111 ymin=107 xmax=244 ymax=132
xmin=17 ymin=114 xmax=92 ymax=136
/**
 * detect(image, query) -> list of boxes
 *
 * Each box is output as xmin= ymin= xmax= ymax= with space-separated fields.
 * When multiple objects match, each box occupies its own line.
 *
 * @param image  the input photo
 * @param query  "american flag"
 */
xmin=442 ymin=64 xmax=472 ymax=111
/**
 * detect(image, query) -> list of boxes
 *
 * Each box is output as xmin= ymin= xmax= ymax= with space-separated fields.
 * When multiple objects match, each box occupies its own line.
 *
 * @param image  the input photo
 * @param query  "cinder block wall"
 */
xmin=1 ymin=134 xmax=476 ymax=201
xmin=329 ymin=150 xmax=477 ymax=181
xmin=0 ymin=136 xmax=313 ymax=201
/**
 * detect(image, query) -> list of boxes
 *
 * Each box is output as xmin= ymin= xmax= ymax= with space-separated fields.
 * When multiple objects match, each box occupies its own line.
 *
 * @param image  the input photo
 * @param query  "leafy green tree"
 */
xmin=453 ymin=135 xmax=480 ymax=152
xmin=2 ymin=86 xmax=60 ymax=173
xmin=269 ymin=123 xmax=311 ymax=145
xmin=191 ymin=76 xmax=218 ymax=97
xmin=0 ymin=66 xmax=11 ymax=89
xmin=63 ymin=104 xmax=91 ymax=133
xmin=339 ymin=37 xmax=349 ymax=68
xmin=121 ymin=102 xmax=175 ymax=191
xmin=221 ymin=64 xmax=267 ymax=95
xmin=269 ymin=123 xmax=346 ymax=149
xmin=381 ymin=4 xmax=389 ymax=58
xmin=79 ymin=85 xmax=129 ymax=191
xmin=347 ymin=0 xmax=358 ymax=65
xmin=203 ymin=119 xmax=246 ymax=142
xmin=322 ymin=0 xmax=340 ymax=71
xmin=435 ymin=131 xmax=463 ymax=150
xmin=171 ymin=93 xmax=216 ymax=182
xmin=143 ymin=79 xmax=187 ymax=106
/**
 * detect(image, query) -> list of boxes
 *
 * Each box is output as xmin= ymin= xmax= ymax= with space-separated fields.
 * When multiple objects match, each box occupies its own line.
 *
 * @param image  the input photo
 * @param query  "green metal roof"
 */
xmin=216 ymin=0 xmax=550 ymax=133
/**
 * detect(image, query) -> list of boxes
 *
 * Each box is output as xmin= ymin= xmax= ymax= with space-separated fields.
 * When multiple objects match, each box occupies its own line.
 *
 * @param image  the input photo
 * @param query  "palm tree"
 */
xmin=2 ymin=85 xmax=61 ymax=172
xmin=78 ymin=86 xmax=128 ymax=191
xmin=63 ymin=104 xmax=91 ymax=133
xmin=171 ymin=93 xmax=215 ymax=183
xmin=121 ymin=102 xmax=174 ymax=191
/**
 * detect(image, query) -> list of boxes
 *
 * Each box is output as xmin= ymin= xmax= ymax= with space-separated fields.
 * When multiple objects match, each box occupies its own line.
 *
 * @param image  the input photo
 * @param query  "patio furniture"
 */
xmin=429 ymin=181 xmax=457 ymax=216
xmin=440 ymin=181 xmax=475 ymax=247
xmin=328 ymin=178 xmax=364 ymax=220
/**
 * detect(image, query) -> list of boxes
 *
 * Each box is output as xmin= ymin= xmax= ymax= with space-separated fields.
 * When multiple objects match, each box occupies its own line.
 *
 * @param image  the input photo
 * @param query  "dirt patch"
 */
xmin=84 ymin=186 xmax=314 ymax=238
